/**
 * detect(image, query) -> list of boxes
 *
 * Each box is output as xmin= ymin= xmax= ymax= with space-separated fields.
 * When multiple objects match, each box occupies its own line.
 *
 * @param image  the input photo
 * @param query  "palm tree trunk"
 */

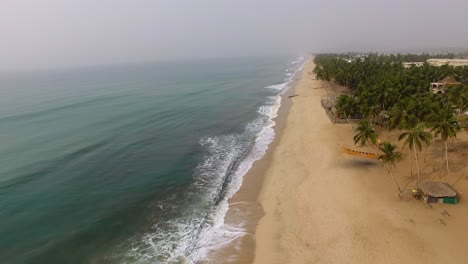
xmin=413 ymin=144 xmax=420 ymax=187
xmin=424 ymin=145 xmax=428 ymax=162
xmin=439 ymin=142 xmax=444 ymax=177
xmin=445 ymin=140 xmax=450 ymax=181
xmin=409 ymin=149 xmax=413 ymax=177
xmin=346 ymin=117 xmax=356 ymax=133
xmin=388 ymin=165 xmax=402 ymax=193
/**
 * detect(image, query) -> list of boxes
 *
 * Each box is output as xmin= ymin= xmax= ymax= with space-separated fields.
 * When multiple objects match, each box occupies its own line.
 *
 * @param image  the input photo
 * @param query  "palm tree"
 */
xmin=353 ymin=119 xmax=377 ymax=146
xmin=388 ymin=99 xmax=417 ymax=131
xmin=430 ymin=109 xmax=459 ymax=179
xmin=358 ymin=90 xmax=379 ymax=123
xmin=447 ymin=84 xmax=468 ymax=121
xmin=388 ymin=99 xmax=419 ymax=177
xmin=336 ymin=95 xmax=358 ymax=131
xmin=398 ymin=124 xmax=433 ymax=187
xmin=378 ymin=141 xmax=403 ymax=193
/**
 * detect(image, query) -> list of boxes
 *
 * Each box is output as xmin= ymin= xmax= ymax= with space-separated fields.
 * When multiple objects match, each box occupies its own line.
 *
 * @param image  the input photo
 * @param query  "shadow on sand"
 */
xmin=336 ymin=158 xmax=379 ymax=168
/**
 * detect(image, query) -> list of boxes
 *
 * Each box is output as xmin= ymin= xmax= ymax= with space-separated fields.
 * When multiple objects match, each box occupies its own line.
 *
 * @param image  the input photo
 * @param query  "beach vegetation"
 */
xmin=430 ymin=108 xmax=459 ymax=179
xmin=398 ymin=124 xmax=433 ymax=187
xmin=378 ymin=141 xmax=403 ymax=193
xmin=315 ymin=53 xmax=466 ymax=185
xmin=353 ymin=119 xmax=377 ymax=147
xmin=335 ymin=95 xmax=359 ymax=119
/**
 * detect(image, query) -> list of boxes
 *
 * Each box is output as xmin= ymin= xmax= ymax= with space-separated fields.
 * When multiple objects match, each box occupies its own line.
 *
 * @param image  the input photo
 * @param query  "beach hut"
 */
xmin=420 ymin=181 xmax=458 ymax=204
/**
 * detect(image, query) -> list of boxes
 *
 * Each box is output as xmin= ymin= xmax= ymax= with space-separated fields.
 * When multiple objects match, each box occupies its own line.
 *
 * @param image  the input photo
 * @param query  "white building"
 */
xmin=426 ymin=59 xmax=468 ymax=67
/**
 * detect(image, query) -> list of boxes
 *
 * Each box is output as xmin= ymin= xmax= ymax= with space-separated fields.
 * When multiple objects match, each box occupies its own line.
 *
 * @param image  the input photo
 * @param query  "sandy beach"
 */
xmin=252 ymin=59 xmax=468 ymax=264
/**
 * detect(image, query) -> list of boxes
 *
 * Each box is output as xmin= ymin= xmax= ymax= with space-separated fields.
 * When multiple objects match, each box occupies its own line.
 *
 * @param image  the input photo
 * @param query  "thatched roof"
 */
xmin=439 ymin=76 xmax=461 ymax=86
xmin=420 ymin=182 xmax=456 ymax=197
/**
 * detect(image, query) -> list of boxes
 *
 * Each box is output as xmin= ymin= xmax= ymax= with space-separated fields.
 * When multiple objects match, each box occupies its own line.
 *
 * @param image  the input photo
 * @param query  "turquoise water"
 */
xmin=0 ymin=56 xmax=305 ymax=263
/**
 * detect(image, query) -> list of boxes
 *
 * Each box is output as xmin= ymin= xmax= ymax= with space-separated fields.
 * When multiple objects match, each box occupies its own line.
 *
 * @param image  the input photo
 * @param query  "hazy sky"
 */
xmin=1 ymin=0 xmax=468 ymax=71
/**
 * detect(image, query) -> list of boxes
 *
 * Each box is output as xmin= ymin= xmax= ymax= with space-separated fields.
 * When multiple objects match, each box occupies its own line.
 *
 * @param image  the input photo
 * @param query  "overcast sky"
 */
xmin=1 ymin=0 xmax=468 ymax=71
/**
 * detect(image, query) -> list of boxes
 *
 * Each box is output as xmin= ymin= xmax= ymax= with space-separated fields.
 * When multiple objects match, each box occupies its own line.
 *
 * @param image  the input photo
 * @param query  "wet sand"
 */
xmin=205 ymin=67 xmax=298 ymax=264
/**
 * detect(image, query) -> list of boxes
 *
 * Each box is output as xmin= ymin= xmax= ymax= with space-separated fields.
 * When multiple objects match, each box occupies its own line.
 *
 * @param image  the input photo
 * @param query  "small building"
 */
xmin=420 ymin=181 xmax=458 ymax=204
xmin=403 ymin=62 xmax=424 ymax=68
xmin=430 ymin=76 xmax=462 ymax=94
xmin=427 ymin=59 xmax=468 ymax=67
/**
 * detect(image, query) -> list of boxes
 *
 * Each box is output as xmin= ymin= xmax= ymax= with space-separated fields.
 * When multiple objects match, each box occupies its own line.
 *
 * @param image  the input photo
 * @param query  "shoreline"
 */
xmin=205 ymin=60 xmax=304 ymax=263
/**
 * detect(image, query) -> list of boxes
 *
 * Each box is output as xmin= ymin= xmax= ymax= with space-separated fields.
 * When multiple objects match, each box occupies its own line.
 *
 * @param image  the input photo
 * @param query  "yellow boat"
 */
xmin=342 ymin=147 xmax=378 ymax=159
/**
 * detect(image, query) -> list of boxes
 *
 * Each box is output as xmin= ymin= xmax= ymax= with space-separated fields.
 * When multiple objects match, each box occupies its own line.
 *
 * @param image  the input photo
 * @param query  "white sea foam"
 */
xmin=188 ymin=58 xmax=306 ymax=262
xmin=121 ymin=56 xmax=308 ymax=264
xmin=258 ymin=96 xmax=282 ymax=118
xmin=118 ymin=134 xmax=245 ymax=264
xmin=190 ymin=109 xmax=279 ymax=262
xmin=290 ymin=56 xmax=305 ymax=65
xmin=264 ymin=82 xmax=288 ymax=90
xmin=268 ymin=56 xmax=306 ymax=92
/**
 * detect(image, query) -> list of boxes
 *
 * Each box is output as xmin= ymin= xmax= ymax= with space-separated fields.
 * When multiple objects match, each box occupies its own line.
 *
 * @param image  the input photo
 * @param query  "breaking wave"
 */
xmin=115 ymin=56 xmax=306 ymax=263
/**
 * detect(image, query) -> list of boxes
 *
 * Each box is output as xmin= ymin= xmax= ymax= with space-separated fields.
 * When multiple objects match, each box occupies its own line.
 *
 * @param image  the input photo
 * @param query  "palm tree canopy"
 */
xmin=430 ymin=109 xmax=459 ymax=141
xmin=388 ymin=99 xmax=418 ymax=130
xmin=335 ymin=95 xmax=359 ymax=118
xmin=447 ymin=84 xmax=468 ymax=113
xmin=378 ymin=141 xmax=402 ymax=167
xmin=398 ymin=124 xmax=433 ymax=152
xmin=353 ymin=119 xmax=377 ymax=146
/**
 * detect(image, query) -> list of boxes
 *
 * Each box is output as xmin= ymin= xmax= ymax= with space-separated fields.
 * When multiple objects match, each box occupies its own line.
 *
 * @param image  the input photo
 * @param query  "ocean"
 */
xmin=0 ymin=56 xmax=305 ymax=263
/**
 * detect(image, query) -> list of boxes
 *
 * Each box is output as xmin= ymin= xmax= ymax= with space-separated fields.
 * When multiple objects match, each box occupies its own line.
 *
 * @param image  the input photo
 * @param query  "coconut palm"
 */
xmin=336 ymin=95 xmax=352 ymax=118
xmin=358 ymin=90 xmax=379 ymax=123
xmin=447 ymin=84 xmax=468 ymax=121
xmin=335 ymin=95 xmax=358 ymax=131
xmin=430 ymin=109 xmax=459 ymax=179
xmin=353 ymin=119 xmax=377 ymax=146
xmin=388 ymin=100 xmax=419 ymax=176
xmin=398 ymin=124 xmax=433 ymax=187
xmin=388 ymin=99 xmax=418 ymax=131
xmin=378 ymin=141 xmax=403 ymax=193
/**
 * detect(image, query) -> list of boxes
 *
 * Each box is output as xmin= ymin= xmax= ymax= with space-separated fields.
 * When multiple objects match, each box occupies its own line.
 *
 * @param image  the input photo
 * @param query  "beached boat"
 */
xmin=342 ymin=147 xmax=377 ymax=159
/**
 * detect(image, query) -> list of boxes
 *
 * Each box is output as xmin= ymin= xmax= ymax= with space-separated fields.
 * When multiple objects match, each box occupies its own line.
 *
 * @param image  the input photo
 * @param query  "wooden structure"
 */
xmin=420 ymin=181 xmax=458 ymax=204
xmin=430 ymin=76 xmax=462 ymax=94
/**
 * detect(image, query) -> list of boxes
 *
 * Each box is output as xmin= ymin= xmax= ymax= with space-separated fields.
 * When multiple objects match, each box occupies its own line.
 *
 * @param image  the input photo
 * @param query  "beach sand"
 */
xmin=252 ymin=59 xmax=468 ymax=264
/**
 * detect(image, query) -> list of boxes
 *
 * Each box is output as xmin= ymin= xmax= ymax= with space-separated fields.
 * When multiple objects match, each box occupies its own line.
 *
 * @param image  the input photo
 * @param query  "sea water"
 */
xmin=0 ymin=56 xmax=305 ymax=263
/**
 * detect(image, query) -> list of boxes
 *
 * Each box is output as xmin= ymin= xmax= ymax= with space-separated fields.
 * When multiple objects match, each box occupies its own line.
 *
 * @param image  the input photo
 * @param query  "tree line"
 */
xmin=313 ymin=53 xmax=468 ymax=193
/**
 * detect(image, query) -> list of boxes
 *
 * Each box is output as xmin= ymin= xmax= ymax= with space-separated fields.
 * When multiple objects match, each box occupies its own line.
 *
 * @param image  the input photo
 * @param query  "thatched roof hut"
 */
xmin=439 ymin=76 xmax=461 ymax=86
xmin=420 ymin=182 xmax=456 ymax=198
